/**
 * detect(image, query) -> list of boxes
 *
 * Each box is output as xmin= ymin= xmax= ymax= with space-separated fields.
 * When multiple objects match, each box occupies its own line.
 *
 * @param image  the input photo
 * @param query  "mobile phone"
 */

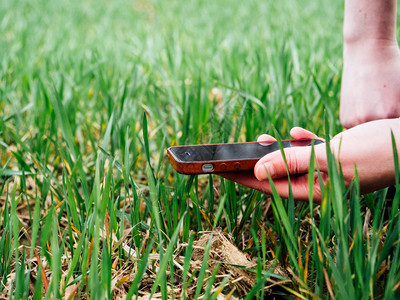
xmin=167 ymin=139 xmax=323 ymax=174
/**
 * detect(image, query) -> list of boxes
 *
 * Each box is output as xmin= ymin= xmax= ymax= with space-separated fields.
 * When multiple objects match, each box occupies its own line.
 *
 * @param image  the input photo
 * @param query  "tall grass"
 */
xmin=1 ymin=0 xmax=399 ymax=298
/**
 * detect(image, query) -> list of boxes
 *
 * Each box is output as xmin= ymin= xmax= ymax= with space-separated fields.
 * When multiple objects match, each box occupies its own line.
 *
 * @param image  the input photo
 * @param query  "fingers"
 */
xmin=290 ymin=127 xmax=324 ymax=141
xmin=218 ymin=171 xmax=266 ymax=190
xmin=254 ymin=146 xmax=315 ymax=181
xmin=257 ymin=134 xmax=277 ymax=143
xmin=219 ymin=128 xmax=327 ymax=202
xmin=270 ymin=174 xmax=324 ymax=202
xmin=218 ymin=172 xmax=325 ymax=202
xmin=258 ymin=127 xmax=324 ymax=143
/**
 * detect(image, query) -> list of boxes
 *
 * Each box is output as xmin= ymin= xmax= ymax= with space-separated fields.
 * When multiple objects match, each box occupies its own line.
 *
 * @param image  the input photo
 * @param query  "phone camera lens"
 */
xmin=185 ymin=152 xmax=191 ymax=156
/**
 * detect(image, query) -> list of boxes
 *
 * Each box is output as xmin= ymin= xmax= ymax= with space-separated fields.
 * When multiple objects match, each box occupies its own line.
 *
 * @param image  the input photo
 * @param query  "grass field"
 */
xmin=1 ymin=0 xmax=400 ymax=298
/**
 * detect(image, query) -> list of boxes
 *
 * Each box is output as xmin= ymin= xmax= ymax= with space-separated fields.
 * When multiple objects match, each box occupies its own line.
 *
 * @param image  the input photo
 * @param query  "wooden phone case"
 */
xmin=167 ymin=147 xmax=258 ymax=174
xmin=167 ymin=140 xmax=322 ymax=175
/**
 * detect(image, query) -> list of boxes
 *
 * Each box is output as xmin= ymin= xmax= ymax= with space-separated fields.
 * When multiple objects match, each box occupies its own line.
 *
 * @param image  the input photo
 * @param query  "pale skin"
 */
xmin=219 ymin=0 xmax=400 ymax=200
xmin=341 ymin=0 xmax=400 ymax=128
xmin=220 ymin=119 xmax=400 ymax=202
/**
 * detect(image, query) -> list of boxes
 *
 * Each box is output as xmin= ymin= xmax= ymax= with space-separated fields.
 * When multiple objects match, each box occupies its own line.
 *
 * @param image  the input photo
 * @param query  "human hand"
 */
xmin=220 ymin=119 xmax=400 ymax=202
xmin=219 ymin=127 xmax=327 ymax=202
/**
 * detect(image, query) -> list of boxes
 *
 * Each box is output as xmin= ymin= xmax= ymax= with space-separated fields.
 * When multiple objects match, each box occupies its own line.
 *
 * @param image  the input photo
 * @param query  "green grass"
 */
xmin=1 ymin=0 xmax=400 ymax=298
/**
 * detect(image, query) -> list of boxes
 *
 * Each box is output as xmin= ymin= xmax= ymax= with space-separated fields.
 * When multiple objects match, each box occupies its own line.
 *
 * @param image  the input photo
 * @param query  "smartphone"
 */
xmin=167 ymin=139 xmax=323 ymax=174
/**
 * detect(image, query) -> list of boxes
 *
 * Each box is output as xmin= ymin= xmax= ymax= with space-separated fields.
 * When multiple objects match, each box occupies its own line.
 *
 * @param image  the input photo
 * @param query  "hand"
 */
xmin=219 ymin=119 xmax=400 ymax=202
xmin=219 ymin=127 xmax=327 ymax=202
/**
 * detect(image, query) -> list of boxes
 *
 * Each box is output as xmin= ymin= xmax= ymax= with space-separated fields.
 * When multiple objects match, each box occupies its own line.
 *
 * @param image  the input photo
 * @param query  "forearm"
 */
xmin=344 ymin=0 xmax=398 ymax=45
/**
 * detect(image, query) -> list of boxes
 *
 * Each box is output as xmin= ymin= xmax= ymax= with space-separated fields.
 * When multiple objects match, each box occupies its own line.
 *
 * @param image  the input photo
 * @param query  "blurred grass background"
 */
xmin=1 ymin=0 xmax=344 ymax=148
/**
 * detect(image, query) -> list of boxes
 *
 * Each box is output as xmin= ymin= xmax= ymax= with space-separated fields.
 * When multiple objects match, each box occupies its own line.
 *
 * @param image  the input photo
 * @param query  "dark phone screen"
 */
xmin=170 ymin=140 xmax=322 ymax=162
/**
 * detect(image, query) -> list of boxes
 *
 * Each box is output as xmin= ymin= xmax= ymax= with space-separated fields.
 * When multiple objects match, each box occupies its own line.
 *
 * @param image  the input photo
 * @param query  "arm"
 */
xmin=343 ymin=0 xmax=397 ymax=44
xmin=220 ymin=119 xmax=400 ymax=202
xmin=340 ymin=0 xmax=400 ymax=128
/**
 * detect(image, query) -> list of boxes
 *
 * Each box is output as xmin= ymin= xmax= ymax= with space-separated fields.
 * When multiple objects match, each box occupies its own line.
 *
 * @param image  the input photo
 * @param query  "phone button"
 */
xmin=202 ymin=163 xmax=214 ymax=172
xmin=234 ymin=162 xmax=241 ymax=170
xmin=220 ymin=163 xmax=227 ymax=171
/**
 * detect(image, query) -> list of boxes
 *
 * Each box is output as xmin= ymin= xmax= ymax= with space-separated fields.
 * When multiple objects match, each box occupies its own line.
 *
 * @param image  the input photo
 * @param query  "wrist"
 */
xmin=343 ymin=40 xmax=400 ymax=64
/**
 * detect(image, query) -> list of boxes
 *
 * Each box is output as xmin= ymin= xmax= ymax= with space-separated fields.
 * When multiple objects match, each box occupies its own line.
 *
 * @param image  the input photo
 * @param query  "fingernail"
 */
xmin=256 ymin=162 xmax=275 ymax=180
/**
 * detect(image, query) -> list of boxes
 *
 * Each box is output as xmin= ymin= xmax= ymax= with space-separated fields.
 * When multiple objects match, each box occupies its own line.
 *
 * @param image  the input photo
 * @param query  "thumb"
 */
xmin=290 ymin=127 xmax=322 ymax=140
xmin=254 ymin=146 xmax=314 ymax=181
